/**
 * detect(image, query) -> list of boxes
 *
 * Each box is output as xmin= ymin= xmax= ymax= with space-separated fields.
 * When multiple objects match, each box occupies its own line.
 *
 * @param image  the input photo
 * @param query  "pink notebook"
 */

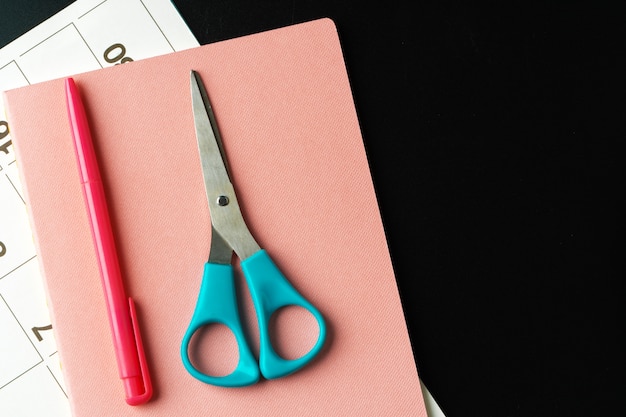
xmin=4 ymin=19 xmax=426 ymax=416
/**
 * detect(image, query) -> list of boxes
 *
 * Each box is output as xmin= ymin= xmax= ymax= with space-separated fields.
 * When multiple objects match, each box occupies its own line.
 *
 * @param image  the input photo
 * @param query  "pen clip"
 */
xmin=125 ymin=297 xmax=153 ymax=405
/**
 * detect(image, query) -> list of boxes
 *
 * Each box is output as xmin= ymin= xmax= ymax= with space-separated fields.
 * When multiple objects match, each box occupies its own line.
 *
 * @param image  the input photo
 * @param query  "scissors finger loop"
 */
xmin=242 ymin=250 xmax=327 ymax=379
xmin=181 ymin=263 xmax=260 ymax=387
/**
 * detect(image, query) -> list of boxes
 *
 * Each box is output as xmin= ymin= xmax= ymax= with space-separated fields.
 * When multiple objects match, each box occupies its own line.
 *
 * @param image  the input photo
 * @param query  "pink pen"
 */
xmin=65 ymin=78 xmax=152 ymax=405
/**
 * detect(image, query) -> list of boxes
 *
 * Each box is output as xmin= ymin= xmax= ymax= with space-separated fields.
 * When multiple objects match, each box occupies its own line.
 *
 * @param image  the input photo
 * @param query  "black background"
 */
xmin=2 ymin=1 xmax=624 ymax=416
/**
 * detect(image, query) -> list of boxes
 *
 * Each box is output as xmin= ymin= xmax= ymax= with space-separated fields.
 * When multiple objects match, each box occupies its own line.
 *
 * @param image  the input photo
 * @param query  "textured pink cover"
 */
xmin=4 ymin=19 xmax=426 ymax=416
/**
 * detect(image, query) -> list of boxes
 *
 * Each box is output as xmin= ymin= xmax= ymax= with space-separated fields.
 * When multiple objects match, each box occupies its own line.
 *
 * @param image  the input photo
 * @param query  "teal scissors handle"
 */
xmin=181 ymin=250 xmax=326 ymax=387
xmin=181 ymin=262 xmax=260 ymax=387
xmin=243 ymin=250 xmax=326 ymax=380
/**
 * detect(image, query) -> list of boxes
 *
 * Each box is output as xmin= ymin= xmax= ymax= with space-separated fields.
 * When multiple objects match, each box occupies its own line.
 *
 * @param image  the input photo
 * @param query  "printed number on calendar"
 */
xmin=104 ymin=43 xmax=134 ymax=65
xmin=0 ymin=120 xmax=10 ymax=155
xmin=32 ymin=324 xmax=53 ymax=341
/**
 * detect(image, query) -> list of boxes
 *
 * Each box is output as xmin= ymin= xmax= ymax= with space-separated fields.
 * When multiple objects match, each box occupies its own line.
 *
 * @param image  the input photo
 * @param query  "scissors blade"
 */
xmin=191 ymin=70 xmax=231 ymax=187
xmin=190 ymin=70 xmax=260 ymax=260
xmin=208 ymin=226 xmax=232 ymax=264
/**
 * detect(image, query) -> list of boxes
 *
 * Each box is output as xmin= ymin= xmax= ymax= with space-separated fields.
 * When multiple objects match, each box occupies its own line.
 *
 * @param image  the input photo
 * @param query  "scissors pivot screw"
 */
xmin=217 ymin=195 xmax=230 ymax=206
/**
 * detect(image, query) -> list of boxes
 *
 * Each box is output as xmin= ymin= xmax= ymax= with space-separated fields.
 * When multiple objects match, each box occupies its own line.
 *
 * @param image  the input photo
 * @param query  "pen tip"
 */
xmin=65 ymin=78 xmax=77 ymax=97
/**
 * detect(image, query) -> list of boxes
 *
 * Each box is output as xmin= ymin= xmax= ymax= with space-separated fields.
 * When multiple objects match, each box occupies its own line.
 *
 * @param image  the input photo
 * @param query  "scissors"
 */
xmin=181 ymin=71 xmax=327 ymax=387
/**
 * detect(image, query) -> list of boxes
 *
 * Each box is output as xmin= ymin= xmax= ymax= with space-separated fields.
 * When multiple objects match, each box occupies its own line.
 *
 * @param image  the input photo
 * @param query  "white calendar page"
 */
xmin=0 ymin=1 xmax=198 ymax=415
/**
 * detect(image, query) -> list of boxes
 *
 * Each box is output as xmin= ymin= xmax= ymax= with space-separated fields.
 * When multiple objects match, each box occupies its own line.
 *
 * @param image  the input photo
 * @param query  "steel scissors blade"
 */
xmin=181 ymin=71 xmax=327 ymax=387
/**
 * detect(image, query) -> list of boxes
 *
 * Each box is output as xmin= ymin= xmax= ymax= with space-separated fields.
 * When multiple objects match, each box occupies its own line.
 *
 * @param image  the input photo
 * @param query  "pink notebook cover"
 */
xmin=4 ymin=19 xmax=426 ymax=416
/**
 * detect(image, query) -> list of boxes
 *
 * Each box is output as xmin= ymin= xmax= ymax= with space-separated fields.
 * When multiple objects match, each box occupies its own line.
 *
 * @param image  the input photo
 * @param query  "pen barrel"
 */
xmin=83 ymin=179 xmax=142 ymax=380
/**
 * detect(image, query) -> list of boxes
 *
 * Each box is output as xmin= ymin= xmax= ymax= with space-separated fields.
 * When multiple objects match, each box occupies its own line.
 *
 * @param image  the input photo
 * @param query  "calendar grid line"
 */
xmin=0 ymin=255 xmax=37 ymax=281
xmin=5 ymin=173 xmax=25 ymax=204
xmin=72 ymin=24 xmax=104 ymax=69
xmin=46 ymin=365 xmax=68 ymax=398
xmin=19 ymin=23 xmax=74 ymax=58
xmin=139 ymin=0 xmax=176 ymax=52
xmin=0 ymin=60 xmax=31 ymax=86
xmin=1 ymin=60 xmax=16 ymax=71
xmin=0 ymin=360 xmax=44 ymax=390
xmin=0 ymin=293 xmax=44 ymax=362
xmin=78 ymin=0 xmax=109 ymax=20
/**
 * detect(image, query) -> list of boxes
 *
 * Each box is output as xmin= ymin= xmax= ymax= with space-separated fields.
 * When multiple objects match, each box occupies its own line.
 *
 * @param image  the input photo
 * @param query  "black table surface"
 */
xmin=2 ymin=1 xmax=624 ymax=416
